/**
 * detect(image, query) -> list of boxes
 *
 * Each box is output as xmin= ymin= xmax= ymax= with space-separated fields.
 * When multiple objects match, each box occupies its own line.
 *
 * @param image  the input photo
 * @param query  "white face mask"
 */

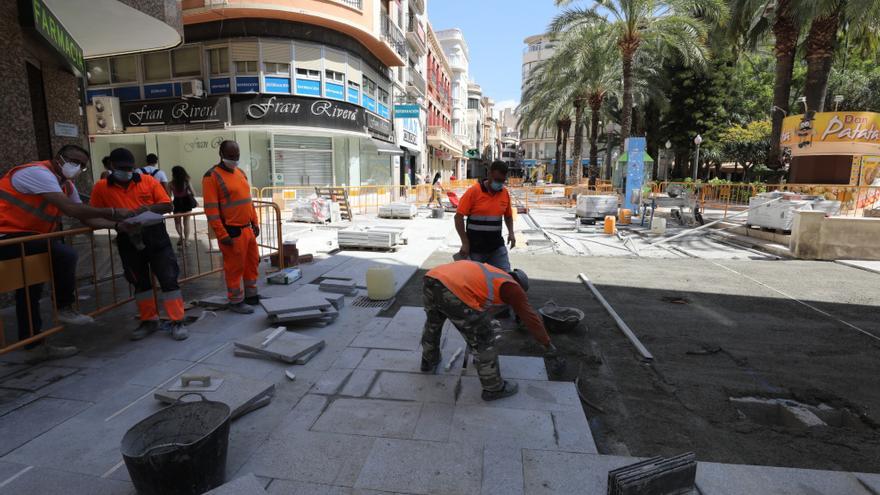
xmin=222 ymin=158 xmax=239 ymax=168
xmin=61 ymin=162 xmax=82 ymax=179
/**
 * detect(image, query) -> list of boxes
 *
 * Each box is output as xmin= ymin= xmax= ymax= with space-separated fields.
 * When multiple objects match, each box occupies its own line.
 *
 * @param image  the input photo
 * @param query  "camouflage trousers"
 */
xmin=421 ymin=276 xmax=503 ymax=392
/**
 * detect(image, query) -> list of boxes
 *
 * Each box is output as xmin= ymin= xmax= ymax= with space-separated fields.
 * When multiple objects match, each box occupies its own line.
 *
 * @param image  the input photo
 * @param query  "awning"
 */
xmin=370 ymin=138 xmax=404 ymax=155
xmin=45 ymin=0 xmax=181 ymax=59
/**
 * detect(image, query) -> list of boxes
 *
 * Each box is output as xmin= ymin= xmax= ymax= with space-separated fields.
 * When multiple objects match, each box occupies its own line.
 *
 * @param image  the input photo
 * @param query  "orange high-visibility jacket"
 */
xmin=0 ymin=161 xmax=68 ymax=234
xmin=426 ymin=260 xmax=513 ymax=311
xmin=202 ymin=164 xmax=257 ymax=240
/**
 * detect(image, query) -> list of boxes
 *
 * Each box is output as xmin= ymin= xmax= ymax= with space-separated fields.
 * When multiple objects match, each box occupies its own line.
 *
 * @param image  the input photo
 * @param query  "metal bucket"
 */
xmin=121 ymin=393 xmax=231 ymax=495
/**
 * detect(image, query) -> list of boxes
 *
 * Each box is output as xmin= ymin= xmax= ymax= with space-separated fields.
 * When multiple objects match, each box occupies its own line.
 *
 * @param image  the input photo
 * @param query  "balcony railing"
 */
xmin=409 ymin=0 xmax=425 ymax=14
xmin=332 ymin=0 xmax=363 ymax=9
xmin=406 ymin=14 xmax=427 ymax=53
xmin=381 ymin=15 xmax=407 ymax=58
xmin=407 ymin=67 xmax=426 ymax=96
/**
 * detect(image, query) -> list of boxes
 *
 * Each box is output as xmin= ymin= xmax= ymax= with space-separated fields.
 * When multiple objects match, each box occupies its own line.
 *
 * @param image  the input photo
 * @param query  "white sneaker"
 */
xmin=57 ymin=308 xmax=94 ymax=326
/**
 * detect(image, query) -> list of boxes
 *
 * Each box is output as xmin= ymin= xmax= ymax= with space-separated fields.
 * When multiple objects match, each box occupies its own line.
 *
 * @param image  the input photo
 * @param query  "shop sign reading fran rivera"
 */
xmin=231 ymin=94 xmax=367 ymax=133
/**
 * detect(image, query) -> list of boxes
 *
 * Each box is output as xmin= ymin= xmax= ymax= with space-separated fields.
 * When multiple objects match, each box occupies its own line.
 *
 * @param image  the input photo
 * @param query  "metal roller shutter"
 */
xmin=272 ymin=135 xmax=333 ymax=186
xmin=261 ymin=40 xmax=291 ymax=63
xmin=294 ymin=42 xmax=323 ymax=71
xmin=324 ymin=48 xmax=346 ymax=74
xmin=347 ymin=56 xmax=362 ymax=85
xmin=231 ymin=41 xmax=258 ymax=61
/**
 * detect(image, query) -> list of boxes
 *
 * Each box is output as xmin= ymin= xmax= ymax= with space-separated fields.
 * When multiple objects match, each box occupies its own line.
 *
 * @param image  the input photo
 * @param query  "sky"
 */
xmin=427 ymin=0 xmax=562 ymax=112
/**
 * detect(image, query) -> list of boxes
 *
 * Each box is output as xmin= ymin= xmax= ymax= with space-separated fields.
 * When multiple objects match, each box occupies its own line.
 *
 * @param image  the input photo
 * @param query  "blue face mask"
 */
xmin=113 ymin=170 xmax=133 ymax=182
xmin=490 ymin=181 xmax=504 ymax=192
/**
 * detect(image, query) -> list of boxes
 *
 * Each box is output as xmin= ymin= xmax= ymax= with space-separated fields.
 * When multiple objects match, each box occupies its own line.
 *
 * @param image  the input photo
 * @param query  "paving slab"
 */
xmin=349 ymin=309 xmax=424 ymax=351
xmin=311 ymin=368 xmax=353 ymax=395
xmin=354 ymin=438 xmax=482 ymax=495
xmin=0 ymin=396 xmax=92 ymax=456
xmin=338 ymin=369 xmax=378 ymax=397
xmin=449 ymin=404 xmax=558 ymax=450
xmin=482 ymin=445 xmax=525 ymax=495
xmin=0 ymin=466 xmax=135 ymax=495
xmin=204 ymin=473 xmax=268 ymax=494
xmin=0 ymin=362 xmax=28 ymax=380
xmin=464 ymin=355 xmax=549 ymax=381
xmin=331 ymin=347 xmax=367 ymax=369
xmin=126 ymin=359 xmax=195 ymax=388
xmin=0 ymin=365 xmax=79 ymax=392
xmin=266 ymin=479 xmax=352 ymax=494
xmin=522 ymin=450 xmax=634 ymax=495
xmin=311 ymin=398 xmax=422 ymax=439
xmin=551 ymin=409 xmax=599 ymax=454
xmin=412 ymin=401 xmax=454 ymax=442
xmin=457 ymin=376 xmax=581 ymax=412
xmin=0 ymin=460 xmax=30 ymax=483
xmin=154 ymin=365 xmax=274 ymax=419
xmin=696 ymin=460 xmax=874 ymax=495
xmin=366 ymin=371 xmax=459 ymax=404
xmin=235 ymin=328 xmax=325 ymax=364
xmin=261 ymin=294 xmax=332 ymax=316
xmin=0 ymin=388 xmax=38 ymax=416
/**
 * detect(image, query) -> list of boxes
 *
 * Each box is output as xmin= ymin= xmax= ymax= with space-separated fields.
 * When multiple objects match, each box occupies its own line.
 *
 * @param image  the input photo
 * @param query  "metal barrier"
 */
xmin=0 ymin=201 xmax=284 ymax=355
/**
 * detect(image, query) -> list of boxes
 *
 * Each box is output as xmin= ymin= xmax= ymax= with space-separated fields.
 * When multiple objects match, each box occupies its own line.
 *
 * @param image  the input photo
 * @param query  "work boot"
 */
xmin=481 ymin=380 xmax=519 ymax=401
xmin=24 ymin=343 xmax=79 ymax=364
xmin=244 ymin=295 xmax=261 ymax=306
xmin=57 ymin=308 xmax=94 ymax=326
xmin=166 ymin=321 xmax=189 ymax=341
xmin=228 ymin=302 xmax=255 ymax=314
xmin=131 ymin=320 xmax=159 ymax=341
xmin=420 ymin=356 xmax=440 ymax=373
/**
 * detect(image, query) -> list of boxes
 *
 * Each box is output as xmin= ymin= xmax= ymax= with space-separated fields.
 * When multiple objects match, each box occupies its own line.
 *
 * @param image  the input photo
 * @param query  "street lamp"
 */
xmin=663 ymin=140 xmax=672 ymax=181
xmin=693 ymin=134 xmax=702 ymax=181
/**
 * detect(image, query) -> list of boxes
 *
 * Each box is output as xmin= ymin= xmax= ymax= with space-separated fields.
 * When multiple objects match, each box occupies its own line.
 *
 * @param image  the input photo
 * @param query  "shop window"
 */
xmin=111 ymin=55 xmax=138 ymax=83
xmin=296 ymin=68 xmax=321 ymax=79
xmin=143 ymin=52 xmax=171 ymax=82
xmin=362 ymin=76 xmax=377 ymax=95
xmin=349 ymin=81 xmax=360 ymax=91
xmin=378 ymin=88 xmax=389 ymax=105
xmin=325 ymin=70 xmax=345 ymax=83
xmin=86 ymin=59 xmax=111 ymax=85
xmin=208 ymin=47 xmax=229 ymax=75
xmin=172 ymin=46 xmax=202 ymax=78
xmin=235 ymin=61 xmax=259 ymax=74
xmin=264 ymin=62 xmax=291 ymax=75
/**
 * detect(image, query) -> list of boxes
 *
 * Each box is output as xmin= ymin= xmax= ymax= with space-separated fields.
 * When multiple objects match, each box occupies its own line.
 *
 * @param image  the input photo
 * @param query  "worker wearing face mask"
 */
xmin=0 ymin=145 xmax=134 ymax=362
xmin=89 ymin=148 xmax=187 ymax=342
xmin=202 ymin=140 xmax=261 ymax=314
xmin=454 ymin=161 xmax=516 ymax=272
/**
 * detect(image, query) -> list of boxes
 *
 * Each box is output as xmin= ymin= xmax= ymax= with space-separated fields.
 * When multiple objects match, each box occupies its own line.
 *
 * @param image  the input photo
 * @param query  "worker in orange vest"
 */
xmin=89 ymin=148 xmax=188 ymax=341
xmin=421 ymin=260 xmax=565 ymax=401
xmin=202 ymin=140 xmax=260 ymax=314
xmin=0 ymin=145 xmax=133 ymax=362
xmin=455 ymin=161 xmax=515 ymax=272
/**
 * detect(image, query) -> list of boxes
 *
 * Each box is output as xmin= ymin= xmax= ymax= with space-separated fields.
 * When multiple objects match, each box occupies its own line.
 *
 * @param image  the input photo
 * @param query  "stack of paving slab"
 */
xmin=154 ymin=365 xmax=275 ymax=420
xmin=234 ymin=327 xmax=326 ymax=365
xmin=607 ymin=452 xmax=697 ymax=495
xmin=319 ymin=278 xmax=358 ymax=296
xmin=261 ymin=292 xmax=341 ymax=325
xmin=337 ymin=227 xmax=403 ymax=250
xmin=378 ymin=202 xmax=417 ymax=219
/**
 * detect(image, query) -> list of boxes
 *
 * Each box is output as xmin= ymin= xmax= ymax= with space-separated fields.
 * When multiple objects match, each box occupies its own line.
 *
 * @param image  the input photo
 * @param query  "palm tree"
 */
xmin=519 ymin=83 xmax=574 ymax=183
xmin=552 ymin=0 xmax=725 ymax=152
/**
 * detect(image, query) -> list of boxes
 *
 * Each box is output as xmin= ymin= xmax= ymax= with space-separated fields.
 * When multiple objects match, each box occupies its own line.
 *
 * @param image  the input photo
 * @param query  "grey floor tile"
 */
xmin=358 ymin=349 xmax=425 ymax=373
xmin=0 ymin=362 xmax=28 ymax=380
xmin=0 ymin=365 xmax=79 ymax=392
xmin=0 ymin=459 xmax=30 ymax=483
xmin=522 ymin=450 xmax=633 ymax=495
xmin=354 ymin=438 xmax=482 ymax=495
xmin=482 ymin=445 xmax=524 ymax=495
xmin=311 ymin=368 xmax=353 ymax=395
xmin=551 ymin=409 xmax=598 ymax=454
xmin=449 ymin=405 xmax=557 ymax=450
xmin=0 ymin=466 xmax=135 ymax=495
xmin=0 ymin=397 xmax=92 ymax=456
xmin=267 ymin=479 xmax=352 ymax=494
xmin=457 ymin=377 xmax=581 ymax=412
xmin=696 ymin=461 xmax=874 ymax=495
xmin=204 ymin=473 xmax=268 ymax=494
xmin=311 ymin=398 xmax=421 ymax=439
xmin=367 ymin=371 xmax=458 ymax=404
xmin=413 ymin=402 xmax=454 ymax=442
xmin=332 ymin=347 xmax=368 ymax=369
xmin=339 ymin=370 xmax=378 ymax=397
xmin=126 ymin=359 xmax=195 ymax=388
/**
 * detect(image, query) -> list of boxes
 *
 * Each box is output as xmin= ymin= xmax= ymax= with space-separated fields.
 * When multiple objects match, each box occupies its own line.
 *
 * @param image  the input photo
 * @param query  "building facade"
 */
xmin=425 ymin=23 xmax=459 ymax=180
xmin=85 ymin=0 xmax=415 ymax=192
xmin=436 ymin=28 xmax=469 ymax=177
xmin=393 ymin=0 xmax=428 ymax=187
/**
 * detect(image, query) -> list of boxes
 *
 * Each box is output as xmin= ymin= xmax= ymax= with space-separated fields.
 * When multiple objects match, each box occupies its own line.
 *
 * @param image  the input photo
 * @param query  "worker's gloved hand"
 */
xmin=220 ymin=237 xmax=234 ymax=246
xmin=544 ymin=343 xmax=566 ymax=377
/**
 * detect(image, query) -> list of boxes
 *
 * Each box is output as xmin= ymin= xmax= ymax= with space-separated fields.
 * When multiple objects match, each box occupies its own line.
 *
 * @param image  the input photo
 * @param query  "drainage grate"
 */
xmin=352 ymin=296 xmax=395 ymax=310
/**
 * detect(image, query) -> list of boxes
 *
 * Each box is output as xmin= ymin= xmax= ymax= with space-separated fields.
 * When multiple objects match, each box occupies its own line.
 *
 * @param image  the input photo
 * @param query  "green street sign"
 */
xmin=465 ymin=149 xmax=480 ymax=158
xmin=19 ymin=0 xmax=84 ymax=75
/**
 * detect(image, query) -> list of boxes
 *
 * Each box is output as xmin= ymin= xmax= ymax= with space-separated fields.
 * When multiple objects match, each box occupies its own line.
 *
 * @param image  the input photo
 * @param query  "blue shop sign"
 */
xmin=210 ymin=78 xmax=231 ymax=94
xmin=362 ymin=95 xmax=377 ymax=113
xmin=378 ymin=104 xmax=390 ymax=119
xmin=394 ymin=104 xmax=420 ymax=119
xmin=347 ymin=87 xmax=360 ymax=105
xmin=144 ymin=83 xmax=173 ymax=99
xmin=236 ymin=76 xmax=260 ymax=93
xmin=265 ymin=77 xmax=291 ymax=94
xmin=325 ymin=82 xmax=344 ymax=100
xmin=295 ymin=79 xmax=321 ymax=96
xmin=113 ymin=86 xmax=141 ymax=101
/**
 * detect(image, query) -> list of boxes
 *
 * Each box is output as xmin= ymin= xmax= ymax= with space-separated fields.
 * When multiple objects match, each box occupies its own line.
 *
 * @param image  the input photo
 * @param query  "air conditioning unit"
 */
xmin=87 ymin=96 xmax=123 ymax=134
xmin=180 ymin=79 xmax=205 ymax=98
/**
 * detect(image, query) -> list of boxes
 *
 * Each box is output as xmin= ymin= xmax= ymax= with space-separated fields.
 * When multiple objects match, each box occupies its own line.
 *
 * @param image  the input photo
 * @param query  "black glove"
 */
xmin=544 ymin=343 xmax=566 ymax=376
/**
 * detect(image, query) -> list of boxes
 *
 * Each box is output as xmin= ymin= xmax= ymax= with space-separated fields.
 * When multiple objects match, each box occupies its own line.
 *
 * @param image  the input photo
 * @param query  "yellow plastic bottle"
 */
xmin=618 ymin=208 xmax=632 ymax=225
xmin=366 ymin=266 xmax=395 ymax=300
xmin=604 ymin=215 xmax=617 ymax=235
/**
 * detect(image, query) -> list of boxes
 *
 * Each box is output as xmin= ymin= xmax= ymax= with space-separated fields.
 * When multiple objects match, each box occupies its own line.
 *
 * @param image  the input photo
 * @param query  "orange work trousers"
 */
xmin=218 ymin=226 xmax=260 ymax=303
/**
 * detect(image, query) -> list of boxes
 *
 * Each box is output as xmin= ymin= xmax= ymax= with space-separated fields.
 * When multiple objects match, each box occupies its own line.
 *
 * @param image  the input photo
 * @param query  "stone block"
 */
xmin=695 ymin=461 xmax=873 ymax=495
xmin=261 ymin=294 xmax=332 ymax=316
xmin=154 ymin=365 xmax=275 ymax=420
xmin=311 ymin=398 xmax=421 ymax=439
xmin=552 ymin=409 xmax=599 ymax=454
xmin=204 ymin=473 xmax=268 ymax=494
xmin=0 ymin=397 xmax=91 ymax=456
xmin=482 ymin=445 xmax=524 ymax=495
xmin=266 ymin=479 xmax=351 ymax=494
xmin=412 ymin=402 xmax=454 ymax=442
xmin=126 ymin=359 xmax=195 ymax=388
xmin=235 ymin=328 xmax=325 ymax=364
xmin=457 ymin=376 xmax=581 ymax=412
xmin=366 ymin=371 xmax=458 ymax=404
xmin=449 ymin=404 xmax=557 ymax=450
xmin=522 ymin=450 xmax=635 ymax=495
xmin=354 ymin=438 xmax=482 ymax=495
xmin=0 ymin=365 xmax=79 ymax=391
xmin=331 ymin=347 xmax=367 ymax=369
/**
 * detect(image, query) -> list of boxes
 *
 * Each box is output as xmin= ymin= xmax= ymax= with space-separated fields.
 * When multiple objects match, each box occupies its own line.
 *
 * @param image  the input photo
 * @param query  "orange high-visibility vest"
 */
xmin=0 ymin=161 xmax=66 ymax=234
xmin=426 ymin=260 xmax=513 ymax=311
xmin=202 ymin=164 xmax=257 ymax=240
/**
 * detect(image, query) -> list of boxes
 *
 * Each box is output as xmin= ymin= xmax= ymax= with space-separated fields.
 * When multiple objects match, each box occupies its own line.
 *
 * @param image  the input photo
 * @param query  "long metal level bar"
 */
xmin=577 ymin=272 xmax=654 ymax=362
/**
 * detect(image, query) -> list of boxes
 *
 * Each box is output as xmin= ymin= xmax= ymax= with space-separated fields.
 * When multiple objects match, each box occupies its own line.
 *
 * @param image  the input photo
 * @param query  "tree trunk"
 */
xmin=619 ymin=42 xmax=637 ymax=152
xmin=804 ymin=12 xmax=840 ymax=113
xmin=768 ymin=0 xmax=798 ymax=169
xmin=604 ymin=133 xmax=614 ymax=181
xmin=554 ymin=120 xmax=563 ymax=183
xmin=560 ymin=118 xmax=571 ymax=184
xmin=572 ymin=100 xmax=585 ymax=185
xmin=588 ymin=95 xmax=602 ymax=185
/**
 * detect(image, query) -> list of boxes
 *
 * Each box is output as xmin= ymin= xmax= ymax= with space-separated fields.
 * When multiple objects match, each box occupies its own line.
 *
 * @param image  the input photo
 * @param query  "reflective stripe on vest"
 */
xmin=467 ymin=214 xmax=503 ymax=232
xmin=0 ymin=190 xmax=62 ymax=224
xmin=0 ymin=162 xmax=64 ymax=233
xmin=472 ymin=261 xmax=512 ymax=310
xmin=211 ymin=169 xmax=252 ymax=212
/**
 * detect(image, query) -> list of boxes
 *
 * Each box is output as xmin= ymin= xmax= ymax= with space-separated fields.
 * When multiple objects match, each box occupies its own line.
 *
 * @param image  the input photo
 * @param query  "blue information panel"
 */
xmin=210 ymin=78 xmax=231 ymax=94
xmin=144 ymin=83 xmax=173 ymax=99
xmin=236 ymin=76 xmax=259 ymax=93
xmin=347 ymin=87 xmax=360 ymax=105
xmin=394 ymin=104 xmax=420 ymax=118
xmin=113 ymin=86 xmax=141 ymax=101
xmin=378 ymin=104 xmax=390 ymax=119
xmin=624 ymin=137 xmax=647 ymax=211
xmin=362 ymin=95 xmax=377 ymax=113
xmin=295 ymin=79 xmax=321 ymax=96
xmin=265 ymin=77 xmax=291 ymax=93
xmin=325 ymin=82 xmax=344 ymax=100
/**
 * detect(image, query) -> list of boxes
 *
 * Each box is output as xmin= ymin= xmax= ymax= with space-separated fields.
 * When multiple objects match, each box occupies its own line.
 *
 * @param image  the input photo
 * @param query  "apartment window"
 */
xmin=468 ymin=98 xmax=479 ymax=110
xmin=208 ymin=47 xmax=229 ymax=75
xmin=297 ymin=68 xmax=321 ymax=79
xmin=86 ymin=59 xmax=110 ymax=85
xmin=110 ymin=55 xmax=138 ymax=83
xmin=362 ymin=76 xmax=377 ymax=95
xmin=348 ymin=81 xmax=360 ymax=90
xmin=378 ymin=87 xmax=389 ymax=105
xmin=264 ymin=62 xmax=291 ymax=75
xmin=143 ymin=52 xmax=170 ymax=81
xmin=325 ymin=70 xmax=345 ymax=83
xmin=235 ymin=61 xmax=259 ymax=74
xmin=172 ymin=46 xmax=201 ymax=78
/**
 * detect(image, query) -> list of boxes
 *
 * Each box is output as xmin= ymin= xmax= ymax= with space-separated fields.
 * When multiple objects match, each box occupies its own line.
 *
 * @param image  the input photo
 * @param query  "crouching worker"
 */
xmin=89 ymin=148 xmax=187 ymax=341
xmin=420 ymin=260 xmax=565 ymax=401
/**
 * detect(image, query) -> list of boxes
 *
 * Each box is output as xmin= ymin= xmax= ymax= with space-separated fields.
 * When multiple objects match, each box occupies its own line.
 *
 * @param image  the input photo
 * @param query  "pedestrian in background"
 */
xmin=171 ymin=165 xmax=197 ymax=246
xmin=431 ymin=172 xmax=443 ymax=208
xmin=140 ymin=153 xmax=171 ymax=196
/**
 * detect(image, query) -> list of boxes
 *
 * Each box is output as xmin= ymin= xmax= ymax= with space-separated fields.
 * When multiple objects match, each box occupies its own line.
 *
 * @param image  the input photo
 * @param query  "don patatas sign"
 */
xmin=231 ymin=95 xmax=366 ymax=133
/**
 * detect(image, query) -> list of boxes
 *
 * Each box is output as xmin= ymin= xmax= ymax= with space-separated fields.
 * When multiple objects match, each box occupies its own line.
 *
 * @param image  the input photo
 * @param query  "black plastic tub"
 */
xmin=539 ymin=302 xmax=585 ymax=334
xmin=121 ymin=393 xmax=231 ymax=495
